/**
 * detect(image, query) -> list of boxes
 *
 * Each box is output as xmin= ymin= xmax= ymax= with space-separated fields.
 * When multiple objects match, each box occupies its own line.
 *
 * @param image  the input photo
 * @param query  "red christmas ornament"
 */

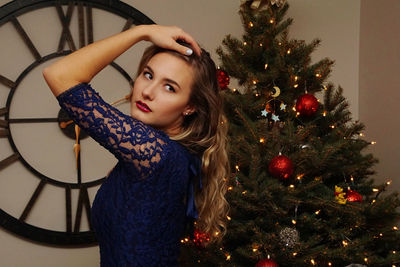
xmin=295 ymin=94 xmax=319 ymax=116
xmin=192 ymin=229 xmax=210 ymax=247
xmin=255 ymin=258 xmax=279 ymax=267
xmin=217 ymin=69 xmax=230 ymax=90
xmin=347 ymin=190 xmax=363 ymax=202
xmin=268 ymin=155 xmax=294 ymax=179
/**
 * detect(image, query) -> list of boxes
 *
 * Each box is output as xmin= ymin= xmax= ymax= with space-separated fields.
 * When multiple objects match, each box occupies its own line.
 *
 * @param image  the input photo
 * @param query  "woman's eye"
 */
xmin=165 ymin=84 xmax=176 ymax=93
xmin=143 ymin=71 xmax=152 ymax=79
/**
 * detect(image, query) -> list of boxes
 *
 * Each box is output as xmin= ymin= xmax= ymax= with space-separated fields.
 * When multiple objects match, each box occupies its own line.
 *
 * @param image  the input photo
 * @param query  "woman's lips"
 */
xmin=136 ymin=101 xmax=152 ymax=112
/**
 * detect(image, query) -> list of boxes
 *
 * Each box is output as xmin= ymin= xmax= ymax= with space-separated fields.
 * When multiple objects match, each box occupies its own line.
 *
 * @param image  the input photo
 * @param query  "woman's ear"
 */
xmin=183 ymin=105 xmax=196 ymax=116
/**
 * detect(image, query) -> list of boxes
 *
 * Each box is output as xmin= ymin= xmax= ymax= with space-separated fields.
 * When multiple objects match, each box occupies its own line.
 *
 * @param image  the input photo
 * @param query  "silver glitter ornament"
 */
xmin=279 ymin=227 xmax=299 ymax=248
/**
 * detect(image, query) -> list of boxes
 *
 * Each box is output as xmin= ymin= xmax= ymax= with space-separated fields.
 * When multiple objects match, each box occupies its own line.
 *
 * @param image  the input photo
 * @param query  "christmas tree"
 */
xmin=180 ymin=1 xmax=400 ymax=266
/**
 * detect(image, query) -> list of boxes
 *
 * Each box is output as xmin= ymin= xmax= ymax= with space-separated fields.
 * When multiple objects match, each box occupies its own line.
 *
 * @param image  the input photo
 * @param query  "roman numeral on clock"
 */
xmin=56 ymin=2 xmax=94 ymax=52
xmin=0 ymin=75 xmax=16 ymax=88
xmin=65 ymin=186 xmax=92 ymax=233
xmin=10 ymin=16 xmax=41 ymax=61
xmin=0 ymin=107 xmax=10 ymax=138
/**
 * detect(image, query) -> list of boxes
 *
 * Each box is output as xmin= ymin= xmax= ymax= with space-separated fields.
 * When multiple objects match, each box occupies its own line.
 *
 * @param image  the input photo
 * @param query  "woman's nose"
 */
xmin=142 ymin=82 xmax=156 ymax=100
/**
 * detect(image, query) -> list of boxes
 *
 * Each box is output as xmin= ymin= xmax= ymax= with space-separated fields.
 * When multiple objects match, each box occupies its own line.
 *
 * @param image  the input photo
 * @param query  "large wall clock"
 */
xmin=0 ymin=0 xmax=154 ymax=246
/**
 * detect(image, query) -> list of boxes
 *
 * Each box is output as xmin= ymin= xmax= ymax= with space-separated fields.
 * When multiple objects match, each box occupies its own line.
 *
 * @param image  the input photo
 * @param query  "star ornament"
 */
xmin=280 ymin=103 xmax=287 ymax=111
xmin=271 ymin=114 xmax=280 ymax=122
xmin=261 ymin=109 xmax=269 ymax=117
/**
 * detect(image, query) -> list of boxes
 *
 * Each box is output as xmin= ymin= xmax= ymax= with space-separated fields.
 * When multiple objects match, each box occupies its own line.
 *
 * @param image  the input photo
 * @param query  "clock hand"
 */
xmin=68 ymin=94 xmax=129 ymax=169
xmin=73 ymin=124 xmax=81 ymax=170
xmin=60 ymin=120 xmax=74 ymax=129
xmin=110 ymin=94 xmax=131 ymax=106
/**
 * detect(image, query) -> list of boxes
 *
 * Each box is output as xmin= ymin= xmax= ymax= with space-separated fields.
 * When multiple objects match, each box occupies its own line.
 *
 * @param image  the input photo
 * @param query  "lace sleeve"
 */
xmin=56 ymin=83 xmax=169 ymax=177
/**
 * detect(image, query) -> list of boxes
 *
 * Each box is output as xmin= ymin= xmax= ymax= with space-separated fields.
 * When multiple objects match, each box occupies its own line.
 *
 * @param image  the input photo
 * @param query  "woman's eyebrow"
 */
xmin=145 ymin=65 xmax=181 ymax=89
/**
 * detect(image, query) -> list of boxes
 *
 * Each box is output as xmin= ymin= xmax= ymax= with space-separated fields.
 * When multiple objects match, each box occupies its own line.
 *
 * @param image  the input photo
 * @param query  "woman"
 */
xmin=43 ymin=25 xmax=229 ymax=266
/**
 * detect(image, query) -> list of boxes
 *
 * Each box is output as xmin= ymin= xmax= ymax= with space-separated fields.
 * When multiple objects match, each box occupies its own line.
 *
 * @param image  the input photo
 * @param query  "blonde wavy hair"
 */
xmin=136 ymin=44 xmax=230 ymax=243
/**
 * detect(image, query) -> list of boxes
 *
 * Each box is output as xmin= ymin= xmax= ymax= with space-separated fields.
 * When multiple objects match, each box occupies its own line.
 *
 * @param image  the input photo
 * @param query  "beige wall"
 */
xmin=0 ymin=0 xmax=397 ymax=266
xmin=359 ymin=0 xmax=400 ymax=190
xmin=0 ymin=1 xmax=242 ymax=267
xmin=287 ymin=0 xmax=361 ymax=119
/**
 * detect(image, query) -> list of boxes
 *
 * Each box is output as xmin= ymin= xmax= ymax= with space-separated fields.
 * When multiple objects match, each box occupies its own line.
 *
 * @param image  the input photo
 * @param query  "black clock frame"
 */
xmin=0 ymin=0 xmax=155 ymax=246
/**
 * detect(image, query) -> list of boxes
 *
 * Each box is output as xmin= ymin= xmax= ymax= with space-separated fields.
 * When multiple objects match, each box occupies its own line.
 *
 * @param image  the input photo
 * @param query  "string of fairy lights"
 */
xmin=224 ymin=31 xmax=397 ymax=267
xmin=181 ymin=9 xmax=399 ymax=266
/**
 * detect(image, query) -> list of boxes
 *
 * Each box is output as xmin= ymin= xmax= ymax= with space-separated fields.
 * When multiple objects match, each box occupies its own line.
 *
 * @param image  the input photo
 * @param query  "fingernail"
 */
xmin=185 ymin=49 xmax=193 ymax=55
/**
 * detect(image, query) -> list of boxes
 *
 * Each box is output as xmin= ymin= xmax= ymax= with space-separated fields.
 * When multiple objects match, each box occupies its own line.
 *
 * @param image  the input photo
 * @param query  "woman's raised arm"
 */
xmin=43 ymin=25 xmax=201 ymax=97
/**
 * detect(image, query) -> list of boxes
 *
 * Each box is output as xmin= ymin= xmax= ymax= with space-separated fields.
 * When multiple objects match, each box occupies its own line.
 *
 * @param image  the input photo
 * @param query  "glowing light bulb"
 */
xmin=265 ymin=64 xmax=268 ymax=69
xmin=269 ymin=19 xmax=274 ymax=24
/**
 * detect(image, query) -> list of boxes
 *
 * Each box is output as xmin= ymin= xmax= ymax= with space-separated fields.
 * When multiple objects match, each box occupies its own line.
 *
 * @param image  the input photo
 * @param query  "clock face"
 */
xmin=0 ymin=0 xmax=154 ymax=246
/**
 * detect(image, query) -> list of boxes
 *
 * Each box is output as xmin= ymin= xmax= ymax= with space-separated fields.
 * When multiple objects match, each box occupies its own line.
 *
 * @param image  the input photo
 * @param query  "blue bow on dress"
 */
xmin=186 ymin=156 xmax=203 ymax=219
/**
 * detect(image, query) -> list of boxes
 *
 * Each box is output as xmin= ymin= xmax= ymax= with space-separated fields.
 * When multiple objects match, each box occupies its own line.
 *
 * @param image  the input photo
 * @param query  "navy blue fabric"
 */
xmin=57 ymin=83 xmax=200 ymax=266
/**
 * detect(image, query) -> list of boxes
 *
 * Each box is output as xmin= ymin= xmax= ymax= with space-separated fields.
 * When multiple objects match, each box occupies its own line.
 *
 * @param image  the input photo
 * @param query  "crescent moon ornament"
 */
xmin=271 ymin=86 xmax=281 ymax=97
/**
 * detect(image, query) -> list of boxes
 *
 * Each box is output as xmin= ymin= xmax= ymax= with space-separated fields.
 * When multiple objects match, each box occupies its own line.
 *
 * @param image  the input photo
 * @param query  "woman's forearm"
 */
xmin=43 ymin=25 xmax=149 ymax=97
xmin=43 ymin=24 xmax=201 ymax=97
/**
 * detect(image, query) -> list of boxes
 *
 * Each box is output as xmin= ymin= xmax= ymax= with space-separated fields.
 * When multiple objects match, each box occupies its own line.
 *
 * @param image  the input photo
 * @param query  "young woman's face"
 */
xmin=130 ymin=52 xmax=195 ymax=135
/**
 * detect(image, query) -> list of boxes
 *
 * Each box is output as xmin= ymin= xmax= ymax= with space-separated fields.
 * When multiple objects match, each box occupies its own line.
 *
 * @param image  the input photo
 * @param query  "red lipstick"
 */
xmin=136 ymin=101 xmax=152 ymax=112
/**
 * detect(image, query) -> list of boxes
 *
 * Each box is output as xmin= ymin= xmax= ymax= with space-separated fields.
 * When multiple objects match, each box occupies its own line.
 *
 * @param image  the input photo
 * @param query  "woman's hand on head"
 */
xmin=140 ymin=25 xmax=201 ymax=56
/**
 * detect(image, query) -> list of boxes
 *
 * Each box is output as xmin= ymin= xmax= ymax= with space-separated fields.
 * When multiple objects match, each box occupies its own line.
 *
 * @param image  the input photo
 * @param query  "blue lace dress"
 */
xmin=57 ymin=83 xmax=200 ymax=267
